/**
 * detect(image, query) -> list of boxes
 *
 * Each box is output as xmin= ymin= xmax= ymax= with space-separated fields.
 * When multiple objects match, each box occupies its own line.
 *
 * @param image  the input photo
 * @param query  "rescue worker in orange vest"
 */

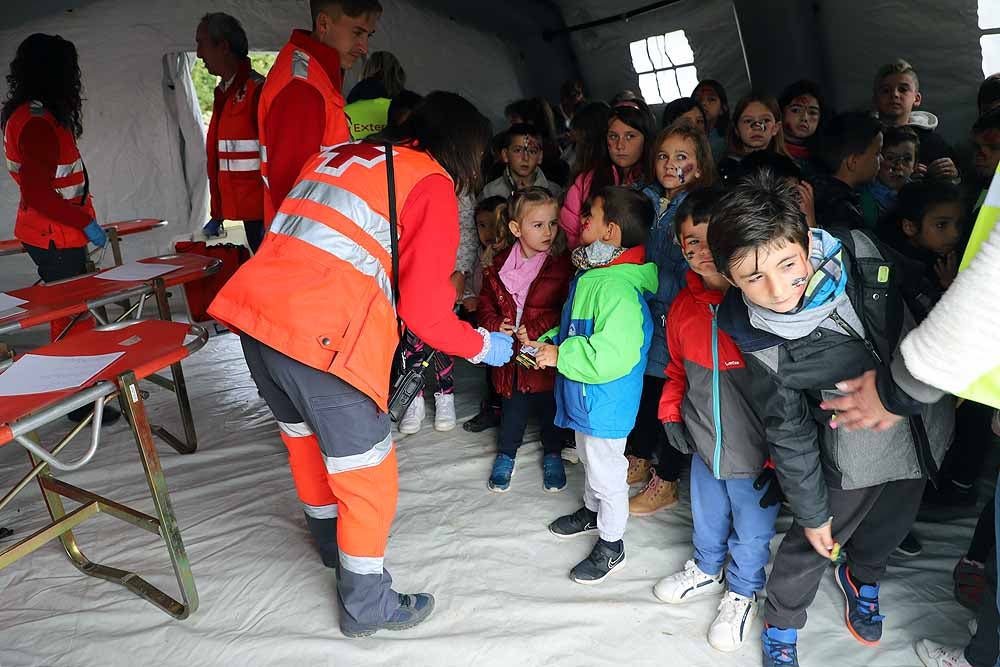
xmin=2 ymin=33 xmax=119 ymax=425
xmin=258 ymin=0 xmax=380 ymax=229
xmin=196 ymin=13 xmax=267 ymax=253
xmin=209 ymin=92 xmax=514 ymax=637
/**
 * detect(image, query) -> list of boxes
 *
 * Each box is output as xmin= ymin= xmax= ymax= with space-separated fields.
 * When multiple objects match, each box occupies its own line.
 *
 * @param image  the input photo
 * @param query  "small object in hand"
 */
xmin=0 ymin=526 xmax=12 ymax=539
xmin=829 ymin=542 xmax=841 ymax=562
xmin=516 ymin=345 xmax=539 ymax=369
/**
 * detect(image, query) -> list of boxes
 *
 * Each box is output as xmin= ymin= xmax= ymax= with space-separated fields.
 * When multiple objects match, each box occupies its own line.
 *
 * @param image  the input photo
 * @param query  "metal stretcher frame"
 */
xmin=0 ymin=218 xmax=168 ymax=265
xmin=0 ymin=320 xmax=207 ymax=619
xmin=0 ymin=254 xmax=220 ymax=455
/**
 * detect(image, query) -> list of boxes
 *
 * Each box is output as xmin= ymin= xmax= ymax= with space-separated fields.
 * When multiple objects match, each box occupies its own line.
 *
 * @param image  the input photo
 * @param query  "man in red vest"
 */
xmin=196 ymin=13 xmax=267 ymax=251
xmin=258 ymin=0 xmax=381 ymax=227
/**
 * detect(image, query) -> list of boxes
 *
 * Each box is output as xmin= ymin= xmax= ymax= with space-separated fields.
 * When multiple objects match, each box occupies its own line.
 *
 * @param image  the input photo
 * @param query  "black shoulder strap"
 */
xmin=384 ymin=143 xmax=404 ymax=341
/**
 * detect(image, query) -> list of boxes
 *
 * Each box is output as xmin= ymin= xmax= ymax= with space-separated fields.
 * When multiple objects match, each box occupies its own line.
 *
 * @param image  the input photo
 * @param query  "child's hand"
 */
xmin=498 ymin=319 xmax=516 ymax=336
xmin=796 ymin=181 xmax=817 ymax=228
xmin=515 ymin=325 xmax=529 ymax=344
xmin=803 ymin=520 xmax=835 ymax=559
xmin=926 ymin=157 xmax=959 ymax=181
xmin=529 ymin=341 xmax=558 ymax=369
xmin=912 ymin=162 xmax=929 ymax=179
xmin=462 ymin=297 xmax=479 ymax=312
xmin=935 ymin=252 xmax=958 ymax=289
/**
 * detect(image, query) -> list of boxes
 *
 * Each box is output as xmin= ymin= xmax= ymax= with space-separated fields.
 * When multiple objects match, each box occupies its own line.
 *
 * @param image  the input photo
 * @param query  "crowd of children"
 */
xmin=390 ymin=58 xmax=1000 ymax=666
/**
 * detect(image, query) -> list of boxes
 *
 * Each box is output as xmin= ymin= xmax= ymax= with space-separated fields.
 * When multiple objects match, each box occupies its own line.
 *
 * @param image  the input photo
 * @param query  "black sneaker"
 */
xmin=548 ymin=506 xmax=598 ymax=539
xmin=462 ymin=405 xmax=501 ymax=433
xmin=340 ymin=592 xmax=435 ymax=638
xmin=893 ymin=531 xmax=923 ymax=558
xmin=571 ymin=539 xmax=626 ymax=585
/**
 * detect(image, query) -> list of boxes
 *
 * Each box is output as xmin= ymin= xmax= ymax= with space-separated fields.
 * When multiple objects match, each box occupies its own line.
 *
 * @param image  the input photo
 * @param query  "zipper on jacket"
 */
xmin=710 ymin=304 xmax=723 ymax=478
xmin=829 ymin=312 xmax=882 ymax=365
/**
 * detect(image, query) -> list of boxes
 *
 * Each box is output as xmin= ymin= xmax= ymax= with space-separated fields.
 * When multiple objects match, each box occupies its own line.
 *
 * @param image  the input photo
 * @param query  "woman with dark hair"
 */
xmin=2 ymin=34 xmax=107 ymax=290
xmin=692 ymin=79 xmax=731 ymax=160
xmin=208 ymin=91 xmax=514 ymax=639
xmin=559 ymin=105 xmax=655 ymax=247
xmin=660 ymin=96 xmax=707 ymax=131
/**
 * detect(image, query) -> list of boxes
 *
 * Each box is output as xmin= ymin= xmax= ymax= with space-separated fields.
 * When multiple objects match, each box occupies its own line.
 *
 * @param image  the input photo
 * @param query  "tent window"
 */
xmin=629 ymin=30 xmax=698 ymax=105
xmin=982 ymin=0 xmax=1000 ymax=76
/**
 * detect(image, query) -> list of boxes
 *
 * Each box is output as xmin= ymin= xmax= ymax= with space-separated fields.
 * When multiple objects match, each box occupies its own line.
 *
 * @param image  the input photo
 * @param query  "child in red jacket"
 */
xmin=477 ymin=186 xmax=573 ymax=493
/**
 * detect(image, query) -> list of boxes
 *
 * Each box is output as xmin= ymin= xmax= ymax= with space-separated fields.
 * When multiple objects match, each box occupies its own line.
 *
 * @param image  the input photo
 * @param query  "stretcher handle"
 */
xmin=11 ymin=383 xmax=111 ymax=471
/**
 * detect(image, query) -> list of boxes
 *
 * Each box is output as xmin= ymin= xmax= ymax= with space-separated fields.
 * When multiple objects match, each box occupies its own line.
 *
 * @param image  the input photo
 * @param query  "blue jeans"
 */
xmin=690 ymin=456 xmax=780 ymax=598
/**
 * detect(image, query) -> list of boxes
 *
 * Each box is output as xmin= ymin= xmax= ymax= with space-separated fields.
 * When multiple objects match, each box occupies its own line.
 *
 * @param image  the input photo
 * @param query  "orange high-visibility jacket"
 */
xmin=4 ymin=101 xmax=94 ymax=248
xmin=258 ymin=37 xmax=349 ymax=227
xmin=207 ymin=62 xmax=265 ymax=221
xmin=209 ymin=143 xmax=451 ymax=409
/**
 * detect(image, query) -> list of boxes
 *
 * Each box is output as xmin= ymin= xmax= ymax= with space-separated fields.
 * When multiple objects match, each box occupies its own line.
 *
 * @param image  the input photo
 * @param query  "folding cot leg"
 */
xmin=27 ymin=371 xmax=199 ymax=619
xmin=149 ymin=278 xmax=199 ymax=454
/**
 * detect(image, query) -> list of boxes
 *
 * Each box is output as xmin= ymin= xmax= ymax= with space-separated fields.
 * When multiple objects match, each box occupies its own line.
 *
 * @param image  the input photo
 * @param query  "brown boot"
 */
xmin=626 ymin=455 xmax=651 ymax=485
xmin=629 ymin=471 xmax=679 ymax=515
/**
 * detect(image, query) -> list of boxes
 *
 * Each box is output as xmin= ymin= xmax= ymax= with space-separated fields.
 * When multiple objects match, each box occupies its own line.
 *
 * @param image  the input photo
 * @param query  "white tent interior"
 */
xmin=1 ymin=1 xmax=998 ymax=665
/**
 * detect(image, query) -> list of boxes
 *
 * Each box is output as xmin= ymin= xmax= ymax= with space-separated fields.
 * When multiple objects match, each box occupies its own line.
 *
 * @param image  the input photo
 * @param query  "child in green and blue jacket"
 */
xmin=529 ymin=185 xmax=658 ymax=585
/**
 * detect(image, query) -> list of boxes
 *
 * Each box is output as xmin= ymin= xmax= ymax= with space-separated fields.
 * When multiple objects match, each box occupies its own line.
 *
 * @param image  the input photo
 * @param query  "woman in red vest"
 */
xmin=2 ymin=34 xmax=108 ymax=284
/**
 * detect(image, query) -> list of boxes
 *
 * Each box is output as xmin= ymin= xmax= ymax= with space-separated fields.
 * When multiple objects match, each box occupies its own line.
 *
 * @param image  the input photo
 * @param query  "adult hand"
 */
xmin=84 ymin=220 xmax=108 ymax=248
xmin=819 ymin=370 xmax=904 ymax=432
xmin=804 ymin=520 xmax=835 ymax=559
xmin=482 ymin=332 xmax=514 ymax=366
xmin=449 ymin=271 xmax=466 ymax=304
xmin=926 ymin=157 xmax=959 ymax=181
xmin=935 ymin=251 xmax=958 ymax=289
xmin=662 ymin=421 xmax=692 ymax=453
xmin=753 ymin=465 xmax=785 ymax=508
xmin=528 ymin=341 xmax=559 ymax=369
xmin=202 ymin=218 xmax=224 ymax=237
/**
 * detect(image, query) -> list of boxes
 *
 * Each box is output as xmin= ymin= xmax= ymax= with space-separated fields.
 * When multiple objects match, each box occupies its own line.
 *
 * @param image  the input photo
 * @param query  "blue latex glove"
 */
xmin=83 ymin=220 xmax=108 ymax=247
xmin=202 ymin=218 xmax=224 ymax=237
xmin=482 ymin=332 xmax=514 ymax=367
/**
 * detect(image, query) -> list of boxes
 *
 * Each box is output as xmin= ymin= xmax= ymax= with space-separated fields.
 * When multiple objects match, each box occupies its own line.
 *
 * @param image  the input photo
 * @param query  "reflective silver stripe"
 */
xmin=277 ymin=421 xmax=314 ymax=437
xmin=292 ymin=50 xmax=310 ymax=79
xmin=219 ymin=158 xmax=261 ymax=172
xmin=303 ymin=502 xmax=338 ymax=519
xmin=56 ymin=184 xmax=85 ymax=199
xmin=270 ymin=211 xmax=393 ymax=304
xmin=6 ymin=159 xmax=21 ymax=174
xmin=339 ymin=552 xmax=384 ymax=576
xmin=260 ymin=145 xmax=268 ymax=163
xmin=323 ymin=433 xmax=392 ymax=474
xmin=262 ymin=174 xmax=269 ymax=188
xmin=54 ymin=159 xmax=83 ymax=178
xmin=218 ymin=139 xmax=260 ymax=153
xmin=286 ymin=178 xmax=390 ymax=252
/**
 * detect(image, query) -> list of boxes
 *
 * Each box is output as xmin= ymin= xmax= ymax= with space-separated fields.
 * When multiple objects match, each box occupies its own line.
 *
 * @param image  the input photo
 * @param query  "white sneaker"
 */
xmin=433 ymin=392 xmax=456 ymax=431
xmin=708 ymin=591 xmax=757 ymax=652
xmin=915 ymin=639 xmax=973 ymax=667
xmin=398 ymin=395 xmax=425 ymax=435
xmin=653 ymin=559 xmax=725 ymax=604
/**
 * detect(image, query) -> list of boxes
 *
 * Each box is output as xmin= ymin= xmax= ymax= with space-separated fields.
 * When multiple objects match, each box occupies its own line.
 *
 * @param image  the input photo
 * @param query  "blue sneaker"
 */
xmin=834 ymin=563 xmax=884 ymax=645
xmin=340 ymin=592 xmax=435 ymax=638
xmin=542 ymin=453 xmax=566 ymax=492
xmin=761 ymin=625 xmax=799 ymax=666
xmin=488 ymin=453 xmax=515 ymax=492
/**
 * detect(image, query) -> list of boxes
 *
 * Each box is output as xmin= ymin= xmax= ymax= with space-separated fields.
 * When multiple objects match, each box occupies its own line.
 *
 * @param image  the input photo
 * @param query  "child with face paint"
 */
xmin=858 ymin=126 xmax=920 ymax=230
xmin=625 ymin=123 xmax=718 ymax=515
xmin=711 ymin=172 xmax=954 ymax=667
xmin=481 ymin=123 xmax=563 ymax=201
xmin=651 ymin=187 xmax=779 ymax=652
xmin=693 ymin=79 xmax=731 ymax=161
xmin=718 ymin=94 xmax=790 ymax=188
xmin=476 ymin=187 xmax=573 ymax=494
xmin=779 ymin=80 xmax=825 ymax=174
xmin=529 ymin=186 xmax=658 ymax=585
xmin=559 ymin=105 xmax=655 ymax=248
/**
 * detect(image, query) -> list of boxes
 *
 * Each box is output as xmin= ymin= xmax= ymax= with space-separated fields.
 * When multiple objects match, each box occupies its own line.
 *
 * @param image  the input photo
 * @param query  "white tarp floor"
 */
xmin=0 ymin=330 xmax=987 ymax=666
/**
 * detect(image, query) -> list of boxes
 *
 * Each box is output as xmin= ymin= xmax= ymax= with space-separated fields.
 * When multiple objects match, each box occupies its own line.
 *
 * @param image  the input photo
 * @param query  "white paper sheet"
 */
xmin=0 ymin=292 xmax=27 ymax=311
xmin=0 ymin=351 xmax=124 ymax=396
xmin=95 ymin=261 xmax=177 ymax=282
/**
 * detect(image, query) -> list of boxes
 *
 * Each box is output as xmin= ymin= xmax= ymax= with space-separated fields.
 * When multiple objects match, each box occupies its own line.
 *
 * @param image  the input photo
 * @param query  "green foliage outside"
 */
xmin=191 ymin=53 xmax=277 ymax=125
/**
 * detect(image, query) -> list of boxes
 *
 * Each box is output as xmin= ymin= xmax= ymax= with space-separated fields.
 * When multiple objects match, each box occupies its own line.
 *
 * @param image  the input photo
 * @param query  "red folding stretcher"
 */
xmin=0 ymin=254 xmax=220 ymax=454
xmin=0 ymin=319 xmax=207 ymax=618
xmin=0 ymin=218 xmax=168 ymax=265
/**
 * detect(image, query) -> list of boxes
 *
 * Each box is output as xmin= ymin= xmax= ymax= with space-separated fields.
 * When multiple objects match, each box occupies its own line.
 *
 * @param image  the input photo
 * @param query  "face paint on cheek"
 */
xmin=675 ymin=166 xmax=686 ymax=184
xmin=791 ymin=276 xmax=807 ymax=288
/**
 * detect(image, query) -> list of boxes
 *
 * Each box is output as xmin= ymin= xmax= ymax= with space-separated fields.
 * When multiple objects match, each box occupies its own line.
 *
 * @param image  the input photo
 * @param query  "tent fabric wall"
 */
xmin=0 ymin=0 xmax=553 ymax=293
xmin=556 ymin=0 xmax=752 ymax=115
